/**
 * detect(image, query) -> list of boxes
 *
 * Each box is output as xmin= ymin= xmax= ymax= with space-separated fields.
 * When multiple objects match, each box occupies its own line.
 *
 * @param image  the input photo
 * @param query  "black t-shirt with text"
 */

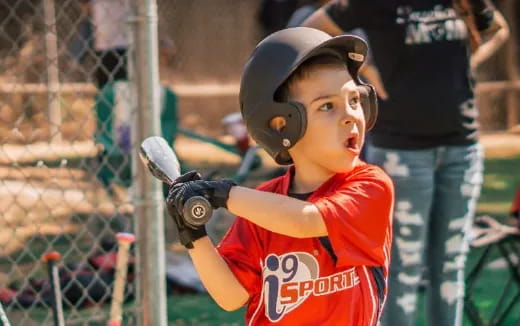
xmin=326 ymin=0 xmax=494 ymax=149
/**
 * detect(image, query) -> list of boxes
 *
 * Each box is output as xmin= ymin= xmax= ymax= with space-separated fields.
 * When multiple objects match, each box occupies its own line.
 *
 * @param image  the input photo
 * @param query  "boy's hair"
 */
xmin=238 ymin=27 xmax=373 ymax=165
xmin=274 ymin=54 xmax=348 ymax=103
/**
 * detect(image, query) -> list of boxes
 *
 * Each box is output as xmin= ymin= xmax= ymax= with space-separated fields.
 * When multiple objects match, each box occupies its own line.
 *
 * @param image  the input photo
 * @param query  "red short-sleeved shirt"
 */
xmin=217 ymin=163 xmax=394 ymax=326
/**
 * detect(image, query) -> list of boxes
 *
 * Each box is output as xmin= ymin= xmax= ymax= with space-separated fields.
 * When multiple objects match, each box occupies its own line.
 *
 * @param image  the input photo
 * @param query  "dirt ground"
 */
xmin=477 ymin=130 xmax=520 ymax=158
xmin=0 ymin=126 xmax=518 ymax=281
xmin=174 ymin=130 xmax=520 ymax=162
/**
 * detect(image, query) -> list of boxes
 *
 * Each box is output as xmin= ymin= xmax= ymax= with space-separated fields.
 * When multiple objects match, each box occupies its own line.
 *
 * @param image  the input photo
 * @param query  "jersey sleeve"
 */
xmin=324 ymin=0 xmax=368 ymax=31
xmin=216 ymin=218 xmax=263 ymax=299
xmin=313 ymin=168 xmax=394 ymax=268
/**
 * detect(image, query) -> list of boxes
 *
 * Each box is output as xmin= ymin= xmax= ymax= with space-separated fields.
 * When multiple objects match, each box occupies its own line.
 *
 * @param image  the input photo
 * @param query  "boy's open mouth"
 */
xmin=345 ymin=135 xmax=359 ymax=152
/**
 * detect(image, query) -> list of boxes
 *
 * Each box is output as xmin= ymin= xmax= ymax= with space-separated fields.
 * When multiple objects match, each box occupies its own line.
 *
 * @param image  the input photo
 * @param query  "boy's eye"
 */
xmin=318 ymin=102 xmax=334 ymax=111
xmin=349 ymin=96 xmax=361 ymax=108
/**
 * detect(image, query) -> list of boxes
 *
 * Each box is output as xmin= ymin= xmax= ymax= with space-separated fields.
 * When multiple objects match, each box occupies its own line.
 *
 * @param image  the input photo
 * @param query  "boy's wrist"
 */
xmin=179 ymin=226 xmax=207 ymax=249
xmin=186 ymin=235 xmax=213 ymax=252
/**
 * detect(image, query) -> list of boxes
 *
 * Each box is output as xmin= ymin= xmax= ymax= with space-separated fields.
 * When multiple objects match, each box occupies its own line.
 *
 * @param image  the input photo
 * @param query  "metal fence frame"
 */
xmin=131 ymin=0 xmax=167 ymax=325
xmin=0 ymin=0 xmax=167 ymax=325
xmin=0 ymin=0 xmax=518 ymax=325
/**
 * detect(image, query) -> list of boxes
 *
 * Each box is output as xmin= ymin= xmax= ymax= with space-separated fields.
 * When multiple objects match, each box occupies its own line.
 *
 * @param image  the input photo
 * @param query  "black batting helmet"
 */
xmin=239 ymin=27 xmax=378 ymax=165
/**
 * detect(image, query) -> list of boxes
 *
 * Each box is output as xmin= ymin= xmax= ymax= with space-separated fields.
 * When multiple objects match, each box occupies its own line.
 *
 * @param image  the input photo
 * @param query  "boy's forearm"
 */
xmin=189 ymin=237 xmax=249 ymax=311
xmin=227 ymin=186 xmax=327 ymax=238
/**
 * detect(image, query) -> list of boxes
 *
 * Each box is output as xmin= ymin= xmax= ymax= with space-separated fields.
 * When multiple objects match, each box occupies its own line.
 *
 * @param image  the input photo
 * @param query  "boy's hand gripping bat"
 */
xmin=138 ymin=136 xmax=212 ymax=227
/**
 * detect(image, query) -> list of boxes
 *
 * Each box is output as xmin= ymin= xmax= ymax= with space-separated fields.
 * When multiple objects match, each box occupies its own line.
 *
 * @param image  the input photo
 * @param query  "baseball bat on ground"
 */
xmin=139 ymin=136 xmax=213 ymax=228
xmin=0 ymin=302 xmax=11 ymax=326
xmin=42 ymin=251 xmax=65 ymax=326
xmin=107 ymin=232 xmax=136 ymax=326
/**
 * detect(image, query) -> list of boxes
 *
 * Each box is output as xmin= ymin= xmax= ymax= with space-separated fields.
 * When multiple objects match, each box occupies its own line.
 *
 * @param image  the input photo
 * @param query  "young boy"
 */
xmin=166 ymin=27 xmax=394 ymax=325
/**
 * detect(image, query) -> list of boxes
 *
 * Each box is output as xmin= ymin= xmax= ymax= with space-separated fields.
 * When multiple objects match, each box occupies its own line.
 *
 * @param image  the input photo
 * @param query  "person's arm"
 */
xmin=470 ymin=10 xmax=510 ymax=69
xmin=188 ymin=237 xmax=250 ymax=311
xmin=302 ymin=0 xmax=366 ymax=36
xmin=171 ymin=169 xmax=392 ymax=259
xmin=227 ymin=186 xmax=327 ymax=238
xmin=302 ymin=3 xmax=388 ymax=98
xmin=226 ymin=171 xmax=394 ymax=267
xmin=359 ymin=64 xmax=388 ymax=100
xmin=301 ymin=8 xmax=344 ymax=36
xmin=166 ymin=172 xmax=251 ymax=311
xmin=169 ymin=168 xmax=393 ymax=268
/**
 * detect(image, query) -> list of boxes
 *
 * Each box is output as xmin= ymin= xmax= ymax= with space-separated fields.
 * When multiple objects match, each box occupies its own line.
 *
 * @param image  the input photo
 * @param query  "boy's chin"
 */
xmin=330 ymin=156 xmax=360 ymax=174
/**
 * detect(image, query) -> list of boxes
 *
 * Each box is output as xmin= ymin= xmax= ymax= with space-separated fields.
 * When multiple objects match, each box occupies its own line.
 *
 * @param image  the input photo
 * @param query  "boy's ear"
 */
xmin=269 ymin=116 xmax=287 ymax=132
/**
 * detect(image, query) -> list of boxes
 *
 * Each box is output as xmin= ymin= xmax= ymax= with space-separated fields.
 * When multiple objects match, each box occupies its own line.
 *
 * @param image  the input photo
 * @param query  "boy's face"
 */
xmin=288 ymin=64 xmax=365 ymax=174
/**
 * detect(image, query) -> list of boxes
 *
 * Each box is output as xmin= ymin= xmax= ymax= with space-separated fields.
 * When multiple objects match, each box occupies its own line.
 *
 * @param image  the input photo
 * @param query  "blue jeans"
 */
xmin=366 ymin=143 xmax=484 ymax=326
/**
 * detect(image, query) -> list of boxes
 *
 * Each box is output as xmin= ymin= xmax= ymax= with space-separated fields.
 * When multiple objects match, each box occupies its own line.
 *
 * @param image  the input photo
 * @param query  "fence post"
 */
xmin=131 ymin=0 xmax=167 ymax=325
xmin=503 ymin=0 xmax=519 ymax=129
xmin=43 ymin=0 xmax=62 ymax=143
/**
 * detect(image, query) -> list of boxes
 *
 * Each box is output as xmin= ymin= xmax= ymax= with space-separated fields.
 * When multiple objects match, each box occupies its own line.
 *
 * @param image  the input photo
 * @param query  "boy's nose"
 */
xmin=340 ymin=102 xmax=356 ymax=125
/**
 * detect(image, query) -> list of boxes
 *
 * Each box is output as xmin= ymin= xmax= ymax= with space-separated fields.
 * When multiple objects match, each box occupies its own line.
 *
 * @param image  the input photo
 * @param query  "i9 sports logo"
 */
xmin=262 ymin=252 xmax=360 ymax=322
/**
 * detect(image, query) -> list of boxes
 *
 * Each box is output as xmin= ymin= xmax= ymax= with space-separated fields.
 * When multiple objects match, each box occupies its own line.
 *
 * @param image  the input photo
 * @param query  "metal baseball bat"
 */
xmin=0 ymin=302 xmax=12 ymax=326
xmin=42 ymin=251 xmax=65 ymax=326
xmin=108 ymin=233 xmax=136 ymax=326
xmin=138 ymin=136 xmax=212 ymax=227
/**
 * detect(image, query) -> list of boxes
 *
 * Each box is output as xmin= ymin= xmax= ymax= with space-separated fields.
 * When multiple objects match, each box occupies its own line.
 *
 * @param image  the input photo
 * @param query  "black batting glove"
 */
xmin=165 ymin=171 xmax=207 ymax=249
xmin=168 ymin=179 xmax=237 ymax=212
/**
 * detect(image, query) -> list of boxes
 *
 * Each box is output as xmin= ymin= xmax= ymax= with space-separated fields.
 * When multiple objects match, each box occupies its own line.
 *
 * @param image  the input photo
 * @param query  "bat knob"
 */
xmin=116 ymin=232 xmax=136 ymax=244
xmin=42 ymin=251 xmax=62 ymax=263
xmin=183 ymin=196 xmax=213 ymax=228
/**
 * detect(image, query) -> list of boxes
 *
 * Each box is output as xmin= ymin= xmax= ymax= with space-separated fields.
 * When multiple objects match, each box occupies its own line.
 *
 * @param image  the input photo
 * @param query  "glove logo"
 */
xmin=262 ymin=252 xmax=360 ymax=322
xmin=191 ymin=204 xmax=206 ymax=219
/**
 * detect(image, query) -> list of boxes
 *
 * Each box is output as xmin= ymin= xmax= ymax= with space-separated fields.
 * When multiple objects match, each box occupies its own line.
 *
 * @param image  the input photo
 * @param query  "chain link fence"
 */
xmin=0 ymin=0 xmax=264 ymax=324
xmin=0 ymin=0 xmax=139 ymax=324
xmin=0 ymin=0 xmax=518 ymax=325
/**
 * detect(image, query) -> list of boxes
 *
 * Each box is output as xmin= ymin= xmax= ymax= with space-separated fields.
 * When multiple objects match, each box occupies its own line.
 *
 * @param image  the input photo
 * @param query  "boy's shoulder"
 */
xmin=343 ymin=162 xmax=391 ymax=182
xmin=256 ymin=173 xmax=288 ymax=192
xmin=337 ymin=162 xmax=394 ymax=194
xmin=253 ymin=163 xmax=392 ymax=193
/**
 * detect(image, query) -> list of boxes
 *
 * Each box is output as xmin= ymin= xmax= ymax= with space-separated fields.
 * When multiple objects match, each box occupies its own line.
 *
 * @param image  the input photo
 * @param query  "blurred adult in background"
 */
xmin=288 ymin=0 xmax=389 ymax=100
xmin=68 ymin=0 xmax=129 ymax=89
xmin=67 ymin=1 xmax=93 ymax=68
xmin=90 ymin=0 xmax=129 ymax=89
xmin=286 ymin=0 xmax=329 ymax=28
xmin=302 ymin=1 xmax=509 ymax=325
xmin=69 ymin=0 xmax=177 ymax=86
xmin=257 ymin=0 xmax=299 ymax=37
xmin=69 ymin=0 xmax=179 ymax=203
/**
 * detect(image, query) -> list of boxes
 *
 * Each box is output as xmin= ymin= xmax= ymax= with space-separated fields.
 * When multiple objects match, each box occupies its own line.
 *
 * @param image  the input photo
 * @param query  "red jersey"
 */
xmin=217 ymin=163 xmax=394 ymax=326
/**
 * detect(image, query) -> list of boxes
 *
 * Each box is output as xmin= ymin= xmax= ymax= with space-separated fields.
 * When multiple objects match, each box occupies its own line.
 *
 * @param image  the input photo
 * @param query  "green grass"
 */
xmin=478 ymin=157 xmax=520 ymax=219
xmin=167 ymin=295 xmax=244 ymax=326
xmin=5 ymin=156 xmax=519 ymax=325
xmin=166 ymin=156 xmax=520 ymax=325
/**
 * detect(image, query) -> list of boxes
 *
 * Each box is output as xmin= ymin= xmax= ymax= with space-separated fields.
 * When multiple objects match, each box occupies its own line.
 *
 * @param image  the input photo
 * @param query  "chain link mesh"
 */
xmin=0 ymin=0 xmax=518 ymax=325
xmin=0 ymin=0 xmax=136 ymax=324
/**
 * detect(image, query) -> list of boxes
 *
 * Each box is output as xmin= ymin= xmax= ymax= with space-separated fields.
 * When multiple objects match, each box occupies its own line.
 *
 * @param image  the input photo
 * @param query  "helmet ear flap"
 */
xmin=288 ymin=101 xmax=307 ymax=141
xmin=268 ymin=101 xmax=307 ymax=165
xmin=357 ymin=84 xmax=378 ymax=130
